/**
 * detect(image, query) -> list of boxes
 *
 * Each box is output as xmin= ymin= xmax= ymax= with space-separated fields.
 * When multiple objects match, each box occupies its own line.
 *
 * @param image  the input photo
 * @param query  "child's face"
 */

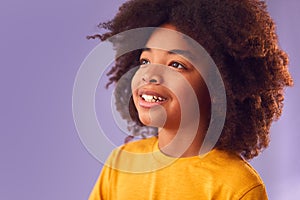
xmin=131 ymin=24 xmax=210 ymax=130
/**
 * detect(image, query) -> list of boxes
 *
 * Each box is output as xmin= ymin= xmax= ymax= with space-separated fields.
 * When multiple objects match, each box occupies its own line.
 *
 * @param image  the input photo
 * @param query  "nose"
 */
xmin=138 ymin=64 xmax=164 ymax=85
xmin=142 ymin=74 xmax=162 ymax=84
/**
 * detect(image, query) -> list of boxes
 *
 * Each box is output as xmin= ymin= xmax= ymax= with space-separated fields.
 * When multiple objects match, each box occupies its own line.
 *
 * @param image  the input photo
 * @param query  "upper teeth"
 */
xmin=141 ymin=94 xmax=166 ymax=103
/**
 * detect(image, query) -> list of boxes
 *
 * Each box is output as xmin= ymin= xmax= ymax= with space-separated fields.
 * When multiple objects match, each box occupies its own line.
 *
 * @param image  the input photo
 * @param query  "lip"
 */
xmin=137 ymin=88 xmax=168 ymax=108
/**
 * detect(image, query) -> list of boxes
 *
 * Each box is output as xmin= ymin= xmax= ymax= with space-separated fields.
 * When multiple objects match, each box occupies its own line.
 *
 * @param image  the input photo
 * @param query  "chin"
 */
xmin=138 ymin=115 xmax=151 ymax=126
xmin=138 ymin=110 xmax=167 ymax=128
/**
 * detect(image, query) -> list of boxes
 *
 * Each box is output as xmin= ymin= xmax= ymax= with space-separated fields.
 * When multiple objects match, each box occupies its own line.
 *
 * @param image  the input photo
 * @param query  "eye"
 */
xmin=140 ymin=58 xmax=150 ymax=65
xmin=169 ymin=61 xmax=187 ymax=70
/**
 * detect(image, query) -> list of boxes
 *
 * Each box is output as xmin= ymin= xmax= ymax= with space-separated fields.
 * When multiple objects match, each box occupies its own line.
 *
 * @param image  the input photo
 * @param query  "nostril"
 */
xmin=141 ymin=75 xmax=162 ymax=84
xmin=149 ymin=79 xmax=157 ymax=83
xmin=150 ymin=75 xmax=162 ymax=84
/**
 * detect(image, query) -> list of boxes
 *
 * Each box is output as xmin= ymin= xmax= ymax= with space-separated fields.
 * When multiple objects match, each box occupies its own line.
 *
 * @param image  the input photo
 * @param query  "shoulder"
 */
xmin=202 ymin=149 xmax=267 ymax=198
xmin=104 ymin=137 xmax=158 ymax=173
xmin=118 ymin=136 xmax=158 ymax=153
xmin=106 ymin=136 xmax=157 ymax=162
xmin=208 ymin=149 xmax=263 ymax=179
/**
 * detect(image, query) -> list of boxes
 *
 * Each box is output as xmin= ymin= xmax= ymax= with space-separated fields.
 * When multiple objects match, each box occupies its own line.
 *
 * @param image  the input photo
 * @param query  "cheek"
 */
xmin=131 ymin=72 xmax=139 ymax=94
xmin=131 ymin=70 xmax=142 ymax=102
xmin=169 ymin=79 xmax=197 ymax=104
xmin=187 ymin=74 xmax=208 ymax=102
xmin=194 ymin=80 xmax=210 ymax=106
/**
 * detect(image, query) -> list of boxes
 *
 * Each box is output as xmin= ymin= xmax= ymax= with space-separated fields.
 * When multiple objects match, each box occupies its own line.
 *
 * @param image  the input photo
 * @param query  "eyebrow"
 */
xmin=142 ymin=47 xmax=195 ymax=60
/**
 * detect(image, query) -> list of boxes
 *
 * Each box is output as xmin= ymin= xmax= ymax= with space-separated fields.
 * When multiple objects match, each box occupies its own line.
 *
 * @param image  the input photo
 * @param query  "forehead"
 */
xmin=145 ymin=27 xmax=192 ymax=52
xmin=143 ymin=26 xmax=215 ymax=75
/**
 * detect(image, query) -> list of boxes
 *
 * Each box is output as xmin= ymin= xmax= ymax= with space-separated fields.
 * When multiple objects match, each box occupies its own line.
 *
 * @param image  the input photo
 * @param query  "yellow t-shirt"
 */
xmin=89 ymin=137 xmax=268 ymax=200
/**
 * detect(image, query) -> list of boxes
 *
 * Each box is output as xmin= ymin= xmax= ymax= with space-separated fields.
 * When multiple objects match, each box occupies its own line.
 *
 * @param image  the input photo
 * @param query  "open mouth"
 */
xmin=137 ymin=89 xmax=168 ymax=108
xmin=141 ymin=94 xmax=167 ymax=103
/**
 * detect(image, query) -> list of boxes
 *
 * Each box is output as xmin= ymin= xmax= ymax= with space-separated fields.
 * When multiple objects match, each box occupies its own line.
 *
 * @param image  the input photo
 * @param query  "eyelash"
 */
xmin=139 ymin=58 xmax=187 ymax=70
xmin=140 ymin=59 xmax=150 ymax=65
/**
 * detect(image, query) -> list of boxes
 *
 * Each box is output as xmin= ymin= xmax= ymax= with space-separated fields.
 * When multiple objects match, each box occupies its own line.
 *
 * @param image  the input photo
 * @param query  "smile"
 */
xmin=141 ymin=94 xmax=166 ymax=103
xmin=137 ymin=90 xmax=168 ymax=108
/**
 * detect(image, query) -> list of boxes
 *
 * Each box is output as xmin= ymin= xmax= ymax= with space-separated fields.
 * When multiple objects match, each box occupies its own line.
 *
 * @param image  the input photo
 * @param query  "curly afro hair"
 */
xmin=88 ymin=0 xmax=293 ymax=160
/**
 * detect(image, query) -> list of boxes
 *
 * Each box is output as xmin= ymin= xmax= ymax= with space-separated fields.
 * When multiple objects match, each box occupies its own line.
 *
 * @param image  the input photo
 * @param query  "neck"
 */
xmin=157 ymin=123 xmax=206 ymax=158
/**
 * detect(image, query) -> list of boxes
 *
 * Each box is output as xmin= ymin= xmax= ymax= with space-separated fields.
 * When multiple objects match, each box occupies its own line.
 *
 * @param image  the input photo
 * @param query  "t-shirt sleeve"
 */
xmin=239 ymin=184 xmax=268 ymax=200
xmin=88 ymin=165 xmax=110 ymax=200
xmin=88 ymin=149 xmax=118 ymax=200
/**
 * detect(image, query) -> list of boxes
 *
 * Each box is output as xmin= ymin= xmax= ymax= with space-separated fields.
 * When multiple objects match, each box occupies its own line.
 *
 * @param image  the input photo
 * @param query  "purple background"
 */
xmin=0 ymin=0 xmax=299 ymax=199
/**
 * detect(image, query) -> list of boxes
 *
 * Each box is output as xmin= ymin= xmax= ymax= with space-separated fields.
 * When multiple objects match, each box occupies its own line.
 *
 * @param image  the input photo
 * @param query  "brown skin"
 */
xmin=88 ymin=0 xmax=293 ymax=160
xmin=131 ymin=24 xmax=210 ymax=157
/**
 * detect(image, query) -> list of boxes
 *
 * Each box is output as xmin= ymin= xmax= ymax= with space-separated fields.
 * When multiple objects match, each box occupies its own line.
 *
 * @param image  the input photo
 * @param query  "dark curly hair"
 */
xmin=88 ymin=0 xmax=293 ymax=160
